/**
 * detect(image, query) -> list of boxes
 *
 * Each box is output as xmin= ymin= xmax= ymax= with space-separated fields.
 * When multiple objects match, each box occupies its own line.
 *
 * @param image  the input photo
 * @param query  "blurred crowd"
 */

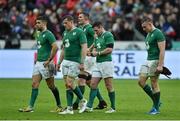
xmin=0 ymin=0 xmax=180 ymax=44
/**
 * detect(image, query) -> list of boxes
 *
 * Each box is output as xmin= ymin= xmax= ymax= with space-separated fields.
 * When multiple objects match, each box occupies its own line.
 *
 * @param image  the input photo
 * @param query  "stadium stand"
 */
xmin=0 ymin=0 xmax=179 ymax=50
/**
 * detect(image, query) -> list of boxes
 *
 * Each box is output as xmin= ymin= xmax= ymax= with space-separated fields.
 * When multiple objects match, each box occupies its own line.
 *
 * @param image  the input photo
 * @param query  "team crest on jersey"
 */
xmin=151 ymin=34 xmax=154 ymax=37
xmin=84 ymin=29 xmax=86 ymax=32
xmin=43 ymin=34 xmax=45 ymax=38
xmin=73 ymin=32 xmax=76 ymax=35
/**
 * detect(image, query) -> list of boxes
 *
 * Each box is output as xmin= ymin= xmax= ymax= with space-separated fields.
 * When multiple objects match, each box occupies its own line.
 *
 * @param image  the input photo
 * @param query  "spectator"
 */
xmin=0 ymin=14 xmax=11 ymax=39
xmin=0 ymin=0 xmax=179 ymax=44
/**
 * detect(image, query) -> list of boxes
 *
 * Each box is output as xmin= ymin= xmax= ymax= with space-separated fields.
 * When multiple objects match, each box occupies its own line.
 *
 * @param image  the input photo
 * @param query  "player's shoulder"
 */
xmin=154 ymin=28 xmax=163 ymax=34
xmin=75 ymin=27 xmax=82 ymax=30
xmin=44 ymin=30 xmax=54 ymax=35
xmin=104 ymin=31 xmax=113 ymax=37
xmin=85 ymin=24 xmax=93 ymax=29
xmin=74 ymin=27 xmax=85 ymax=33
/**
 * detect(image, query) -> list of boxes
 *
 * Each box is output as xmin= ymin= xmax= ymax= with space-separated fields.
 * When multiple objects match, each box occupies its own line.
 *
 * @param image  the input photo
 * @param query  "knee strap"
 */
xmin=86 ymin=74 xmax=92 ymax=80
xmin=78 ymin=74 xmax=88 ymax=80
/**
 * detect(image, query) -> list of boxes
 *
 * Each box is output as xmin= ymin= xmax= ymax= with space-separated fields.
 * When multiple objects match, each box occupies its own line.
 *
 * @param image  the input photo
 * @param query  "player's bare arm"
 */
xmin=43 ymin=42 xmax=58 ymax=67
xmin=57 ymin=45 xmax=64 ymax=71
xmin=91 ymin=44 xmax=113 ymax=56
xmin=87 ymin=44 xmax=94 ymax=56
xmin=98 ymin=44 xmax=113 ymax=56
xmin=157 ymin=41 xmax=166 ymax=72
xmin=79 ymin=43 xmax=87 ymax=70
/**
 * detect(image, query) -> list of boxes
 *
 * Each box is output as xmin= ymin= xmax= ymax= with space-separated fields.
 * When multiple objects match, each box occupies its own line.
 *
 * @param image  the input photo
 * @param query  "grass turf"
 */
xmin=0 ymin=79 xmax=180 ymax=120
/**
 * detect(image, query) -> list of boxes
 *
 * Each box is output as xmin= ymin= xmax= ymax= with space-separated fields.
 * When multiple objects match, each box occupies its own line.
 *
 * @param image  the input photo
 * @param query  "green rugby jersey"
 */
xmin=94 ymin=31 xmax=114 ymax=63
xmin=145 ymin=28 xmax=165 ymax=60
xmin=62 ymin=27 xmax=87 ymax=63
xmin=81 ymin=24 xmax=94 ymax=48
xmin=36 ymin=30 xmax=56 ymax=61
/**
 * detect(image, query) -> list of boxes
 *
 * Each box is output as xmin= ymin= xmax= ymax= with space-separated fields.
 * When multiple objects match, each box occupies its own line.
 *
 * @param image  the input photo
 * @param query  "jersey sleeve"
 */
xmin=156 ymin=30 xmax=165 ymax=42
xmin=87 ymin=27 xmax=95 ymax=37
xmin=46 ymin=31 xmax=56 ymax=44
xmin=104 ymin=32 xmax=114 ymax=45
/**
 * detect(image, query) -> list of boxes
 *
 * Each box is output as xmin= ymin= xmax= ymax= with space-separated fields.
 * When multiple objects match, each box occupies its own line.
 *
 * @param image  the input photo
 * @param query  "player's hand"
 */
xmin=34 ymin=60 xmax=37 ymax=65
xmin=79 ymin=63 xmax=84 ymax=71
xmin=91 ymin=51 xmax=98 ymax=57
xmin=87 ymin=49 xmax=91 ymax=56
xmin=56 ymin=64 xmax=61 ymax=72
xmin=43 ymin=60 xmax=50 ymax=68
xmin=156 ymin=66 xmax=163 ymax=74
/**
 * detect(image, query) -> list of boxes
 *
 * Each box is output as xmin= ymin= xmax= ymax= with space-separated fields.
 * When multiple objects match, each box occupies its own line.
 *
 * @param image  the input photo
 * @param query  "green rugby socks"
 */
xmin=29 ymin=88 xmax=39 ymax=108
xmin=66 ymin=89 xmax=73 ymax=106
xmin=108 ymin=91 xmax=115 ymax=110
xmin=50 ymin=87 xmax=61 ymax=107
xmin=74 ymin=86 xmax=85 ymax=103
xmin=87 ymin=88 xmax=97 ymax=108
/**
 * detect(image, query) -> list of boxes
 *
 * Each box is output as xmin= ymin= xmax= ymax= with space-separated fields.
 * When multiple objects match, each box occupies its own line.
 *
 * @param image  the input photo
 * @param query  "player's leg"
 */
xmin=150 ymin=76 xmax=160 ymax=114
xmin=99 ymin=61 xmax=115 ymax=113
xmin=104 ymin=77 xmax=115 ymax=113
xmin=71 ymin=77 xmax=87 ymax=113
xmin=73 ymin=56 xmax=94 ymax=108
xmin=139 ymin=60 xmax=160 ymax=114
xmin=138 ymin=68 xmax=156 ymax=114
xmin=37 ymin=62 xmax=62 ymax=112
xmin=19 ymin=62 xmax=42 ymax=112
xmin=87 ymin=74 xmax=107 ymax=109
xmin=138 ymin=64 xmax=155 ymax=102
xmin=19 ymin=75 xmax=41 ymax=112
xmin=85 ymin=57 xmax=107 ymax=109
xmin=73 ymin=72 xmax=87 ymax=110
xmin=46 ymin=76 xmax=63 ymax=112
xmin=29 ymin=74 xmax=41 ymax=108
xmin=58 ymin=60 xmax=74 ymax=114
xmin=148 ymin=60 xmax=161 ymax=114
xmin=60 ymin=75 xmax=86 ymax=114
xmin=45 ymin=63 xmax=62 ymax=112
xmin=86 ymin=63 xmax=102 ymax=111
xmin=148 ymin=60 xmax=160 ymax=114
xmin=138 ymin=75 xmax=153 ymax=99
xmin=58 ymin=75 xmax=74 ymax=114
xmin=95 ymin=88 xmax=107 ymax=109
xmin=59 ymin=60 xmax=87 ymax=114
xmin=86 ymin=77 xmax=101 ymax=112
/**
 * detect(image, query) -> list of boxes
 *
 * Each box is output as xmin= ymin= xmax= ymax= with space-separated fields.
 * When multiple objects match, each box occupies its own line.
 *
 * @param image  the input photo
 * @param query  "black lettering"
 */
xmin=121 ymin=66 xmax=131 ymax=76
xmin=126 ymin=53 xmax=135 ymax=63
xmin=133 ymin=66 xmax=138 ymax=76
xmin=114 ymin=66 xmax=120 ymax=76
xmin=113 ymin=53 xmax=124 ymax=63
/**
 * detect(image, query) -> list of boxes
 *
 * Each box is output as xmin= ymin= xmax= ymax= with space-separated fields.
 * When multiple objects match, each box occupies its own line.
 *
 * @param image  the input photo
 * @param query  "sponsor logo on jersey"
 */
xmin=73 ymin=32 xmax=76 ymax=35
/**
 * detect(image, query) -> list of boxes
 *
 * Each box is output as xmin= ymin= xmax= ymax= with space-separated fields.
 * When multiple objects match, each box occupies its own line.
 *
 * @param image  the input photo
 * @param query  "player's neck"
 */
xmin=149 ymin=25 xmax=156 ymax=33
xmin=101 ymin=29 xmax=106 ymax=35
xmin=83 ymin=22 xmax=89 ymax=26
xmin=41 ymin=27 xmax=47 ymax=32
xmin=98 ymin=29 xmax=105 ymax=36
xmin=69 ymin=25 xmax=76 ymax=31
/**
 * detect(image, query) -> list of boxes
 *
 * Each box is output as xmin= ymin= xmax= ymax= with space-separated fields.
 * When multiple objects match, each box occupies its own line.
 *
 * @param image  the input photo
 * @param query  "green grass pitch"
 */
xmin=0 ymin=79 xmax=180 ymax=120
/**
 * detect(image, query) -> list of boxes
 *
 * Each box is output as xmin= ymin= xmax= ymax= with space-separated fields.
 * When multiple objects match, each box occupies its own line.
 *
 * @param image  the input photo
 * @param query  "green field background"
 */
xmin=0 ymin=79 xmax=180 ymax=120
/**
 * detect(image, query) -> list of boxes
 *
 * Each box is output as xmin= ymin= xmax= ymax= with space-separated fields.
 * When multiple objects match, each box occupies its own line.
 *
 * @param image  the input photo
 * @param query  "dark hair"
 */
xmin=63 ymin=15 xmax=74 ymax=22
xmin=92 ymin=21 xmax=103 ymax=28
xmin=79 ymin=12 xmax=89 ymax=19
xmin=141 ymin=17 xmax=153 ymax=24
xmin=36 ymin=15 xmax=48 ymax=22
